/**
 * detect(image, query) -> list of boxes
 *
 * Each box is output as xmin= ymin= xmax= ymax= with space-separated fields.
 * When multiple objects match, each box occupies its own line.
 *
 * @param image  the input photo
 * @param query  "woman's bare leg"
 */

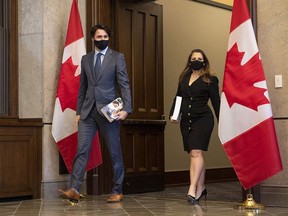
xmin=196 ymin=165 xmax=206 ymax=199
xmin=187 ymin=149 xmax=204 ymax=197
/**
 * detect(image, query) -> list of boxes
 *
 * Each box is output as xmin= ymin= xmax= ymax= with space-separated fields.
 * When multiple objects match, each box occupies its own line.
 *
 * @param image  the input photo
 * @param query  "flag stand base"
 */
xmin=234 ymin=193 xmax=265 ymax=212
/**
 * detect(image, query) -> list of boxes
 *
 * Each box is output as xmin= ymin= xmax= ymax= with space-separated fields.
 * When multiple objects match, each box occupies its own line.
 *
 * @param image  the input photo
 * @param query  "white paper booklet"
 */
xmin=171 ymin=96 xmax=182 ymax=120
xmin=101 ymin=97 xmax=124 ymax=122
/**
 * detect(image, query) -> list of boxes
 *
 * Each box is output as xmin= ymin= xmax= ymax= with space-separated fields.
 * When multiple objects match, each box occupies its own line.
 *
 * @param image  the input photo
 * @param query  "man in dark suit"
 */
xmin=59 ymin=23 xmax=132 ymax=203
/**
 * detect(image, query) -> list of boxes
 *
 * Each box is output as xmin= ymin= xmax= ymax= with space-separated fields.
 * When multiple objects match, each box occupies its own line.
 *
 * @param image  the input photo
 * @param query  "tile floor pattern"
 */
xmin=0 ymin=181 xmax=288 ymax=216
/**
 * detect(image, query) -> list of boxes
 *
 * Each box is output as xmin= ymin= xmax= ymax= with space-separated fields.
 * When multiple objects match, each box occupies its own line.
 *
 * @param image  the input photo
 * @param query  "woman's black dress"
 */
xmin=170 ymin=74 xmax=220 ymax=152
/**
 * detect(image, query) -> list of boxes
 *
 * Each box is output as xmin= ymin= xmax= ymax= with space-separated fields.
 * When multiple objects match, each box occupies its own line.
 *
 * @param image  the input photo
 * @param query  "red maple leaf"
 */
xmin=57 ymin=57 xmax=80 ymax=111
xmin=223 ymin=43 xmax=269 ymax=111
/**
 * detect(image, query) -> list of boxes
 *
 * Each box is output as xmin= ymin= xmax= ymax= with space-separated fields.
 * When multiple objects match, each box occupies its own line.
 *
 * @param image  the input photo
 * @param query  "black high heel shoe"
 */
xmin=186 ymin=194 xmax=197 ymax=203
xmin=196 ymin=189 xmax=207 ymax=201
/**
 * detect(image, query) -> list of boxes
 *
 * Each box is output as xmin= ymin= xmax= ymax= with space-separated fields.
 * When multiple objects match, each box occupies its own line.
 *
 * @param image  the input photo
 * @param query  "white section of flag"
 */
xmin=62 ymin=37 xmax=86 ymax=76
xmin=218 ymin=92 xmax=272 ymax=144
xmin=227 ymin=20 xmax=258 ymax=65
xmin=52 ymin=98 xmax=77 ymax=142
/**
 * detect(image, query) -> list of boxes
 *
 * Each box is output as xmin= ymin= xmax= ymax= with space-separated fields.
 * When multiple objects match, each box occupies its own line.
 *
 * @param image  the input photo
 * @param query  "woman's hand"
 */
xmin=170 ymin=117 xmax=179 ymax=124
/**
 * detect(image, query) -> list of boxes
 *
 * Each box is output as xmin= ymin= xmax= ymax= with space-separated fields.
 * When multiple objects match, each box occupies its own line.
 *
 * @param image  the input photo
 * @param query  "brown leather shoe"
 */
xmin=107 ymin=193 xmax=123 ymax=203
xmin=59 ymin=188 xmax=80 ymax=201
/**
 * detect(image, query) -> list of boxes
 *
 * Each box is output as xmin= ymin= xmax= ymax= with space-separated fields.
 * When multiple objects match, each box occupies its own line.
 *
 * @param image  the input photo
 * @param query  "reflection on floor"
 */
xmin=0 ymin=181 xmax=287 ymax=216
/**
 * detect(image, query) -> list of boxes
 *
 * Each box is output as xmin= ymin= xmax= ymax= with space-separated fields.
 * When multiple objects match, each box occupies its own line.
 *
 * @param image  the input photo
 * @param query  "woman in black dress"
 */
xmin=170 ymin=49 xmax=220 ymax=203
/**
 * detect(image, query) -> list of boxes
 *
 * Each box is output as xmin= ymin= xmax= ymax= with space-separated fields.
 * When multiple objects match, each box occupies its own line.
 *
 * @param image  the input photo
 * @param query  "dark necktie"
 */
xmin=94 ymin=52 xmax=102 ymax=80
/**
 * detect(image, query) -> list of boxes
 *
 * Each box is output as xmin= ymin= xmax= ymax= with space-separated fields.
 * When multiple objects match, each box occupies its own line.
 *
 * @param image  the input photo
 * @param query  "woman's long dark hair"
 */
xmin=178 ymin=49 xmax=214 ymax=85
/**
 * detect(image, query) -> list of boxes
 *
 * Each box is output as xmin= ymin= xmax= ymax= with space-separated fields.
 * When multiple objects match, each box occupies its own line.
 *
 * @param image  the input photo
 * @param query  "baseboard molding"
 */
xmin=165 ymin=167 xmax=237 ymax=186
xmin=261 ymin=185 xmax=288 ymax=207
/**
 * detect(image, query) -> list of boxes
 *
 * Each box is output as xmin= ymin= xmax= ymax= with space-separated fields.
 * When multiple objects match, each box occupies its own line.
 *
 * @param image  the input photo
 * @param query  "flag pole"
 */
xmin=234 ymin=188 xmax=265 ymax=212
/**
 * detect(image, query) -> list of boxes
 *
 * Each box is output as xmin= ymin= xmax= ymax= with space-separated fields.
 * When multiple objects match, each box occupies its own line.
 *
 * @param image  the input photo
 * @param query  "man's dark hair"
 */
xmin=90 ymin=23 xmax=112 ymax=38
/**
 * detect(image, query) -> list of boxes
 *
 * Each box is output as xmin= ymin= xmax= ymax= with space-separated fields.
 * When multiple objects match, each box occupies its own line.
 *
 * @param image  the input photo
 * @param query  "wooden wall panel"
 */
xmin=0 ymin=120 xmax=42 ymax=199
xmin=0 ymin=136 xmax=33 ymax=195
xmin=0 ymin=0 xmax=18 ymax=117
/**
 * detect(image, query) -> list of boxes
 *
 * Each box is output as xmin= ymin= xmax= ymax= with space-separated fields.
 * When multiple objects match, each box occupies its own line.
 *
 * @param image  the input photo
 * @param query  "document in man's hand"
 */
xmin=101 ymin=98 xmax=124 ymax=122
xmin=171 ymin=96 xmax=182 ymax=120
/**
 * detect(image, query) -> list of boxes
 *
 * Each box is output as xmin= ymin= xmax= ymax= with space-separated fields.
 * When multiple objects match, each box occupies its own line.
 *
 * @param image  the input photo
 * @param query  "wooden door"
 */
xmin=116 ymin=0 xmax=165 ymax=194
xmin=86 ymin=0 xmax=165 ymax=195
xmin=116 ymin=1 xmax=163 ymax=120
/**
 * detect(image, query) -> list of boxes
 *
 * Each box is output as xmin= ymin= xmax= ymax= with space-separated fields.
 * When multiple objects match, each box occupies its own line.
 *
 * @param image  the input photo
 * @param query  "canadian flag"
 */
xmin=52 ymin=0 xmax=102 ymax=173
xmin=218 ymin=0 xmax=282 ymax=189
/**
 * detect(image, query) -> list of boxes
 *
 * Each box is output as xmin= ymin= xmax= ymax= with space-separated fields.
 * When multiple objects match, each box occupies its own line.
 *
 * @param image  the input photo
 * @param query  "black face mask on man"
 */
xmin=94 ymin=40 xmax=109 ymax=50
xmin=189 ymin=60 xmax=205 ymax=70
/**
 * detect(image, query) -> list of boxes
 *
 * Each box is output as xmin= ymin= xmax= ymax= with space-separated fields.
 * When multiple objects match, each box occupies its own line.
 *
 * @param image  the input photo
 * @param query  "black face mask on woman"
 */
xmin=94 ymin=40 xmax=109 ymax=50
xmin=190 ymin=60 xmax=205 ymax=70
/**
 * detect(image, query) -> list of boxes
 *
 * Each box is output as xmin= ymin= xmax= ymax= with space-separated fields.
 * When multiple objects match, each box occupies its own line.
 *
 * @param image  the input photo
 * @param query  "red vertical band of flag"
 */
xmin=218 ymin=0 xmax=282 ymax=189
xmin=52 ymin=0 xmax=102 ymax=173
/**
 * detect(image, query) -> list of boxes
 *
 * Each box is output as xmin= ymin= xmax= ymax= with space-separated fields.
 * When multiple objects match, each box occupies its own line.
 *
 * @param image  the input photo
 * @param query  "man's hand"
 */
xmin=75 ymin=115 xmax=80 ymax=128
xmin=115 ymin=110 xmax=128 ymax=120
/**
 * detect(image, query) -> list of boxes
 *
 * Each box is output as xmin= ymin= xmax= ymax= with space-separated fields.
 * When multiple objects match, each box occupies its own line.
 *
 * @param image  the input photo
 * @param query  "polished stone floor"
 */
xmin=0 ymin=181 xmax=287 ymax=215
